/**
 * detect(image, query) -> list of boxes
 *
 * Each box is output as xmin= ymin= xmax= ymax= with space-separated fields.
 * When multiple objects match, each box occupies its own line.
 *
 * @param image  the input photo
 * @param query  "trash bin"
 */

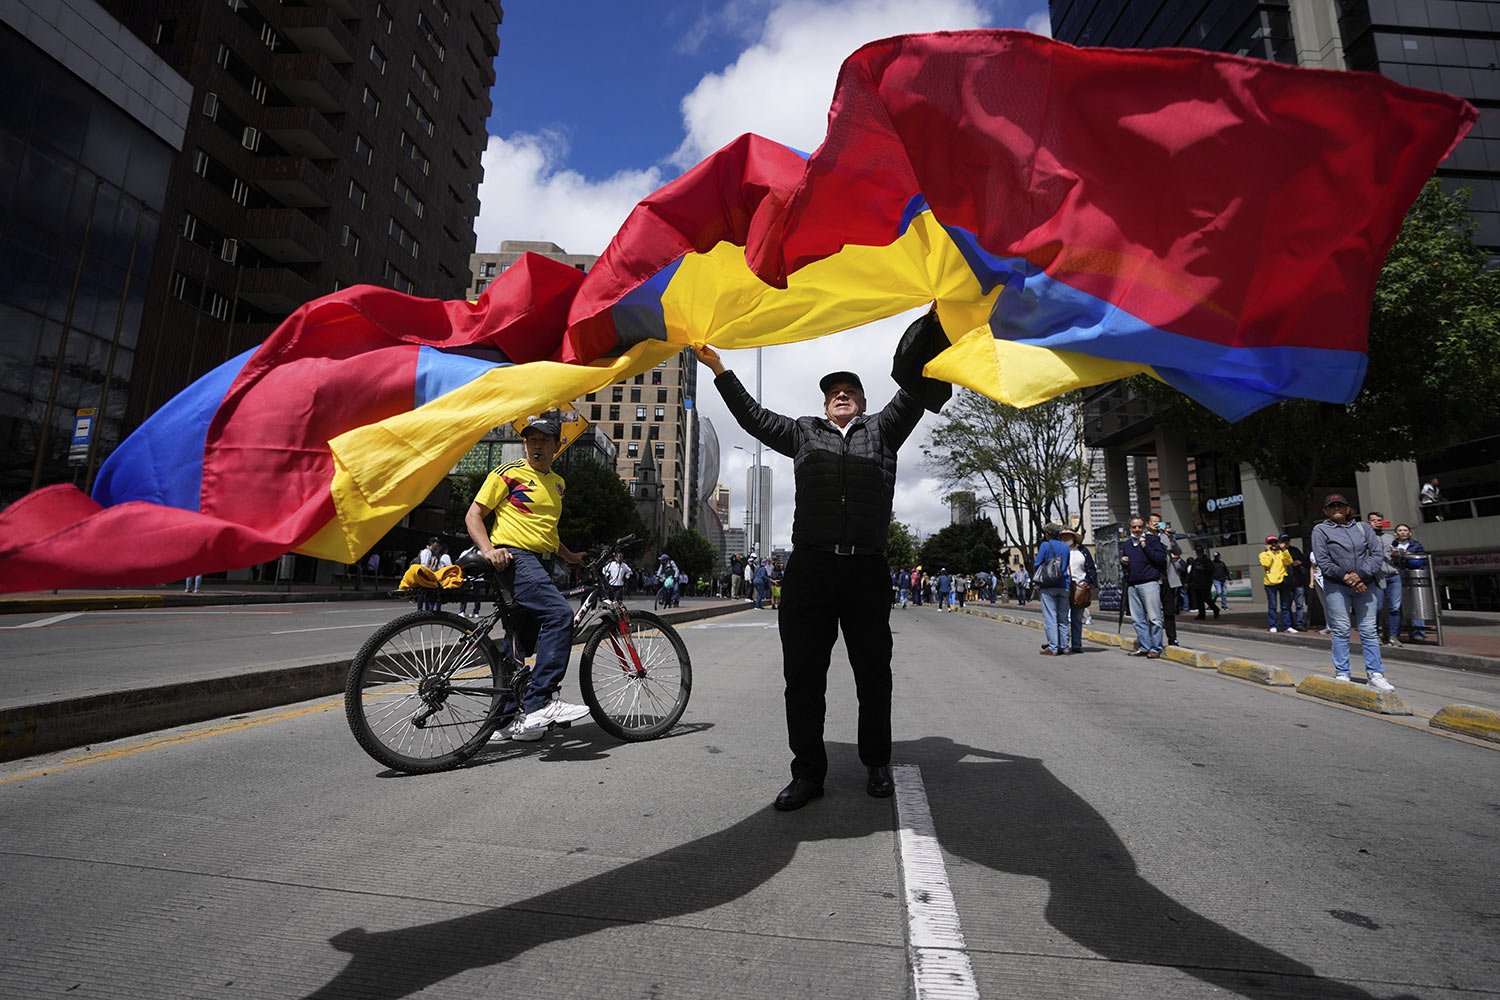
xmin=1402 ymin=557 xmax=1440 ymax=640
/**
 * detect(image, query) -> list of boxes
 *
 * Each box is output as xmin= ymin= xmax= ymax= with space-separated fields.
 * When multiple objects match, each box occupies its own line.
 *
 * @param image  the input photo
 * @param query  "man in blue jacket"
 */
xmin=1120 ymin=514 xmax=1168 ymax=658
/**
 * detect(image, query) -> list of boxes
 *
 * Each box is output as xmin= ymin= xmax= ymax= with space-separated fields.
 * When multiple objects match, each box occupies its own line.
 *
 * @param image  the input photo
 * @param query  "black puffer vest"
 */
xmin=714 ymin=372 xmax=924 ymax=551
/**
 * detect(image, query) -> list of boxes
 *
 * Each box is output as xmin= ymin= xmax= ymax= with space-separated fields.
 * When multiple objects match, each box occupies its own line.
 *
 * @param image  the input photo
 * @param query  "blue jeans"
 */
xmin=1069 ymin=600 xmax=1085 ymax=651
xmin=1290 ymin=586 xmax=1307 ymax=629
xmin=1128 ymin=580 xmax=1164 ymax=652
xmin=1039 ymin=586 xmax=1070 ymax=650
xmin=1322 ymin=580 xmax=1385 ymax=677
xmin=1265 ymin=583 xmax=1292 ymax=630
xmin=507 ymin=551 xmax=576 ymax=712
xmin=1214 ymin=580 xmax=1227 ymax=606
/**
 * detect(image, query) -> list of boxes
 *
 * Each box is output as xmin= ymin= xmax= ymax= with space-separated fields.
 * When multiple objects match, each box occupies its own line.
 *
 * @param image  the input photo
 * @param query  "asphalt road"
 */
xmin=1 ymin=606 xmax=1496 ymax=999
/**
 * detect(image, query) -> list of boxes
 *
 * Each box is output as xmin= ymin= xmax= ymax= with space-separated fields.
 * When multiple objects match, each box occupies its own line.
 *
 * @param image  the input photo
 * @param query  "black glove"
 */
xmin=891 ymin=309 xmax=953 ymax=413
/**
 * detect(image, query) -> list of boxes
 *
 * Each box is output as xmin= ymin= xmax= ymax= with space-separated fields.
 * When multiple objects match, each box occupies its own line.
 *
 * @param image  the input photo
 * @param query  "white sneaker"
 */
xmin=490 ymin=716 xmax=543 ymax=742
xmin=1367 ymin=673 xmax=1396 ymax=693
xmin=1333 ymin=673 xmax=1351 ymax=683
xmin=528 ymin=694 xmax=591 ymax=727
xmin=1268 ymin=627 xmax=1278 ymax=633
xmin=1285 ymin=627 xmax=1299 ymax=634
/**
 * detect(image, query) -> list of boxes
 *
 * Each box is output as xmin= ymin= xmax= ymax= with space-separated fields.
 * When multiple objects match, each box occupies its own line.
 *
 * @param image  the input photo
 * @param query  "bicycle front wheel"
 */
xmin=345 ymin=611 xmax=506 ymax=774
xmin=579 ymin=609 xmax=692 ymax=741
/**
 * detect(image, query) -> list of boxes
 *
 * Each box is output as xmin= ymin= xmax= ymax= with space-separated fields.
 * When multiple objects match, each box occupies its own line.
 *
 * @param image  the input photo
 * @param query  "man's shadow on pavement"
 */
xmin=304 ymin=736 xmax=1409 ymax=1000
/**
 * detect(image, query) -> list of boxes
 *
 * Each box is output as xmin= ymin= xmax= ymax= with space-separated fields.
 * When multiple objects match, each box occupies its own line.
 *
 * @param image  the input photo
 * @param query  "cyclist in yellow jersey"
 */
xmin=464 ymin=417 xmax=587 ymax=741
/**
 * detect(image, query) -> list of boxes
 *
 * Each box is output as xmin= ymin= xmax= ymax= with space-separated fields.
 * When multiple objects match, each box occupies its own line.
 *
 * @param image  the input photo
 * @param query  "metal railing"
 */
xmin=1420 ymin=492 xmax=1500 ymax=523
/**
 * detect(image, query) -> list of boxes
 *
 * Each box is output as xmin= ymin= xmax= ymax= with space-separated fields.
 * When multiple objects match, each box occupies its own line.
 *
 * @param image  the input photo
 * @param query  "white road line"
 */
xmin=268 ymin=623 xmax=389 ymax=635
xmin=0 ymin=612 xmax=84 ymax=630
xmin=686 ymin=622 xmax=779 ymax=629
xmin=893 ymin=763 xmax=980 ymax=1000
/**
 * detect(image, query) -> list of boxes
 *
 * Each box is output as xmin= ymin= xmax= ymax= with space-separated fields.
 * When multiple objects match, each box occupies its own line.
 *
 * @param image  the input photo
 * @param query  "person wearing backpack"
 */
xmin=1034 ymin=523 xmax=1073 ymax=654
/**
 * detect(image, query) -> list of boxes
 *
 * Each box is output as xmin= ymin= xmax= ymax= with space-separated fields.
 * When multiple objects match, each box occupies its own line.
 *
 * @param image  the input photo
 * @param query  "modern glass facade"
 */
xmin=1050 ymin=0 xmax=1297 ymax=61
xmin=0 ymin=23 xmax=176 ymax=501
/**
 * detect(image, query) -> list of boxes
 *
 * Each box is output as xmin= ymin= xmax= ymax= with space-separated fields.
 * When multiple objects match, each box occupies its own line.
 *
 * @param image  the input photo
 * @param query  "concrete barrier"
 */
xmin=1295 ymin=675 xmax=1413 ymax=715
xmin=1164 ymin=646 xmax=1215 ymax=668
xmin=1216 ymin=658 xmax=1295 ymax=687
xmin=0 ymin=601 xmax=748 ymax=762
xmin=1429 ymin=704 xmax=1500 ymax=743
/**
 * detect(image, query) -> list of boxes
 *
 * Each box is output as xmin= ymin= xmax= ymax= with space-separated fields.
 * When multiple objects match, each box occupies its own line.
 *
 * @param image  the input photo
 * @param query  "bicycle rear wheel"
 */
xmin=345 ymin=611 xmax=507 ymax=773
xmin=579 ymin=609 xmax=691 ymax=741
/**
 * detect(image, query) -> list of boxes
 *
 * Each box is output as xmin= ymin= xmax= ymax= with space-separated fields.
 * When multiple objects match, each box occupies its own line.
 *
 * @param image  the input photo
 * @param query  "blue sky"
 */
xmin=474 ymin=0 xmax=1053 ymax=544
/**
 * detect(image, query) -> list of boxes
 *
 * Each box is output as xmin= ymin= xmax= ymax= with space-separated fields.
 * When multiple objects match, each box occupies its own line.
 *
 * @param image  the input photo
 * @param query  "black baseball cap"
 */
xmin=1322 ymin=493 xmax=1351 ymax=508
xmin=521 ymin=417 xmax=561 ymax=440
xmin=819 ymin=371 xmax=863 ymax=395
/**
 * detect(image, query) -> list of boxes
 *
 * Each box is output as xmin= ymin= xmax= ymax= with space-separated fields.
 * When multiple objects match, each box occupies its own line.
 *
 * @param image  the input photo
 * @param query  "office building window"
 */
xmin=376 ymin=3 xmax=392 ymax=32
xmin=348 ymin=179 xmax=366 ymax=209
xmin=654 ymin=406 xmax=665 ymax=420
xmin=369 ymin=44 xmax=386 ymax=74
xmin=627 ymin=443 xmax=639 ymax=458
xmin=608 ymin=405 xmax=619 ymax=421
xmin=636 ymin=405 xmax=647 ymax=420
xmin=614 ymin=424 xmax=624 ymax=439
xmin=355 ymin=134 xmax=374 ymax=165
xmin=362 ymin=86 xmax=380 ymax=117
xmin=657 ymin=388 xmax=667 ymax=403
xmin=651 ymin=369 xmax=662 ymax=385
xmin=341 ymin=226 xmax=360 ymax=256
xmin=591 ymin=405 xmax=601 ymax=420
xmin=611 ymin=386 xmax=623 ymax=402
xmin=630 ymin=387 xmax=641 ymax=402
xmin=648 ymin=425 xmax=660 ymax=440
xmin=630 ymin=424 xmax=642 ymax=440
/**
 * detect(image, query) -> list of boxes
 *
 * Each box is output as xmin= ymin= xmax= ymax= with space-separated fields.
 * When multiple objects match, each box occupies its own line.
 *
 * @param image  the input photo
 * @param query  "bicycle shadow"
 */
xmin=304 ymin=736 xmax=1408 ymax=1000
xmin=371 ymin=721 xmax=719 ymax=777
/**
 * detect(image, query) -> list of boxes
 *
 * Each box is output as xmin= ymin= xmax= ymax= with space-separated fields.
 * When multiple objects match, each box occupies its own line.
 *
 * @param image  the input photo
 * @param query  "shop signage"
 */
xmin=1432 ymin=551 xmax=1500 ymax=574
xmin=1205 ymin=493 xmax=1243 ymax=513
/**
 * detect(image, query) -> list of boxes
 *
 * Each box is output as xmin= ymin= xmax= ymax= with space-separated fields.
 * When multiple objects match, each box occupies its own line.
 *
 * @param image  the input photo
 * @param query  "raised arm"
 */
xmin=695 ymin=345 xmax=802 ymax=457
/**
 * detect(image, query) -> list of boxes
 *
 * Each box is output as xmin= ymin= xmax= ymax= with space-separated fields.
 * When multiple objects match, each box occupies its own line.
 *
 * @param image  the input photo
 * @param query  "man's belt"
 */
xmin=801 ymin=543 xmax=885 ymax=556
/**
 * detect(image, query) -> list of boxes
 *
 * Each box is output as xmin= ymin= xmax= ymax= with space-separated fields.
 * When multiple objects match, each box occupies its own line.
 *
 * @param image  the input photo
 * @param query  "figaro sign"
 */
xmin=1205 ymin=494 xmax=1244 ymax=513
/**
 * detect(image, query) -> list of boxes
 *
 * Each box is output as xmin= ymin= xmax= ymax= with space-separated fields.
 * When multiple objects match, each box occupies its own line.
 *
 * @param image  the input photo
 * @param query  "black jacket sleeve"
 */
xmin=713 ymin=371 xmax=802 ymax=458
xmin=875 ymin=386 xmax=925 ymax=450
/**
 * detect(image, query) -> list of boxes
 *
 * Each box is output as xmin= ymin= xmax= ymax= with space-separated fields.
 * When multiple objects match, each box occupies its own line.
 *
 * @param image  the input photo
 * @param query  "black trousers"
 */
xmin=777 ymin=549 xmax=893 ymax=782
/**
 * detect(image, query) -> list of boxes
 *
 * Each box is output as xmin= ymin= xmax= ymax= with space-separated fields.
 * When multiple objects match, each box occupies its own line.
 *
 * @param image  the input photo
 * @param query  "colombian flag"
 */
xmin=0 ymin=31 xmax=1475 ymax=592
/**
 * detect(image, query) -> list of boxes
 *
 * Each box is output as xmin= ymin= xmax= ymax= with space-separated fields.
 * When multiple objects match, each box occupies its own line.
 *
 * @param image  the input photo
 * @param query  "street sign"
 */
xmin=69 ymin=408 xmax=97 ymax=466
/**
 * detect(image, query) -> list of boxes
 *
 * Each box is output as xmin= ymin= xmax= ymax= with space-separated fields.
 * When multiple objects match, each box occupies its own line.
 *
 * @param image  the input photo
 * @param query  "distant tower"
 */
xmin=745 ymin=465 xmax=772 ymax=554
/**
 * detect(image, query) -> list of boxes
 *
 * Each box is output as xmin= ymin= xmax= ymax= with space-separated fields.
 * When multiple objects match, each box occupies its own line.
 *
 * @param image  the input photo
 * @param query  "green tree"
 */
xmin=556 ymin=460 xmax=646 ymax=555
xmin=1136 ymin=181 xmax=1500 ymax=542
xmin=922 ymin=390 xmax=1095 ymax=561
xmin=443 ymin=472 xmax=486 ymax=537
xmin=664 ymin=528 xmax=717 ymax=585
xmin=918 ymin=516 xmax=1002 ymax=574
xmin=887 ymin=520 xmax=918 ymax=569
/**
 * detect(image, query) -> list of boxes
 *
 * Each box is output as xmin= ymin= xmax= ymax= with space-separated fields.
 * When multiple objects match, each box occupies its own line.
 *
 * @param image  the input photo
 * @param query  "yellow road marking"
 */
xmin=0 ymin=698 xmax=343 ymax=786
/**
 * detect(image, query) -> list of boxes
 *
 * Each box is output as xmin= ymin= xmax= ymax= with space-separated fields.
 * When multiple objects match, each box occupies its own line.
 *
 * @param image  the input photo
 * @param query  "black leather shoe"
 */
xmin=774 ymin=778 xmax=824 ymax=811
xmin=866 ymin=765 xmax=894 ymax=798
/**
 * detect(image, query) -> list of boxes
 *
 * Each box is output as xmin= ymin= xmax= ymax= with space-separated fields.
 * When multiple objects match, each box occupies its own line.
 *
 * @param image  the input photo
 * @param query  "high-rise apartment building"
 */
xmin=0 ymin=1 xmax=190 ymax=502
xmin=469 ymin=240 xmax=700 ymax=536
xmin=100 ymin=0 xmax=502 ymax=434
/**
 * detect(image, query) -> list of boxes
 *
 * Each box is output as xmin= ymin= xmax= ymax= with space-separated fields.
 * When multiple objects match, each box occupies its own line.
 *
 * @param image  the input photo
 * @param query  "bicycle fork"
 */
xmin=605 ymin=613 xmax=647 ymax=677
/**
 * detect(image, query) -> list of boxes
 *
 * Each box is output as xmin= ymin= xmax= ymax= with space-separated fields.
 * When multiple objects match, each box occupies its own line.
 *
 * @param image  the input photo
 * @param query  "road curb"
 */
xmin=1163 ymin=646 xmax=1215 ymax=668
xmin=1429 ymin=704 xmax=1500 ymax=742
xmin=0 ymin=601 xmax=749 ymax=763
xmin=1294 ymin=675 xmax=1414 ymax=715
xmin=1215 ymin=658 xmax=1295 ymax=687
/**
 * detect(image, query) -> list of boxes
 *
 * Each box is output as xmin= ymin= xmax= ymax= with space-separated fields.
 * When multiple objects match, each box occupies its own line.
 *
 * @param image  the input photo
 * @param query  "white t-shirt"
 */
xmin=603 ymin=560 xmax=632 ymax=586
xmin=1069 ymin=547 xmax=1087 ymax=580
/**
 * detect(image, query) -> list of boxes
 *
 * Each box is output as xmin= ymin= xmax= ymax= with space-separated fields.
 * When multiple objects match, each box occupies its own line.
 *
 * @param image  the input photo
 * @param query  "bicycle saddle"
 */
xmin=457 ymin=552 xmax=518 ymax=608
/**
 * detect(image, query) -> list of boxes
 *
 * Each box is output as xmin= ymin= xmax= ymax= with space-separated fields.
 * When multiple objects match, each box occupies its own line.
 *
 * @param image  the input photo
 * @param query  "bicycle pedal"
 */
xmin=555 ymin=720 xmax=572 ymax=729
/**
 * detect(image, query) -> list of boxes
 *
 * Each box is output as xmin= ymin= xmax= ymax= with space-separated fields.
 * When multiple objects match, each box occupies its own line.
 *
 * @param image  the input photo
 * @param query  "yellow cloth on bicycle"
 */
xmin=400 ymin=564 xmax=440 ymax=590
xmin=437 ymin=565 xmax=464 ymax=590
xmin=474 ymin=459 xmax=565 ymax=555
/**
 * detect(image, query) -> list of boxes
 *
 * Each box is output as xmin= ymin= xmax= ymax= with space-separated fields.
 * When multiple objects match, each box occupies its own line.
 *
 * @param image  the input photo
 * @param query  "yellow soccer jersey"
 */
xmin=474 ymin=460 xmax=566 ymax=554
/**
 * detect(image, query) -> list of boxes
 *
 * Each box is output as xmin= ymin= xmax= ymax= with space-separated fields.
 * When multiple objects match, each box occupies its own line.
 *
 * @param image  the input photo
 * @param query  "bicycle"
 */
xmin=344 ymin=534 xmax=692 ymax=774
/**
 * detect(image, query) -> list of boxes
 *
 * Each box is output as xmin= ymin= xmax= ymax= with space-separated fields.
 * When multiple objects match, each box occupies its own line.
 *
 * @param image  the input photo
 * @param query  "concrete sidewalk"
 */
xmin=0 ymin=594 xmax=755 ymax=761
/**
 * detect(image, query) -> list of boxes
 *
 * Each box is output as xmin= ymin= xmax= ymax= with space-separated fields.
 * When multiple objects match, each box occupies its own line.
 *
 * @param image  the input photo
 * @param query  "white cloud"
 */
xmin=672 ymin=0 xmax=996 ymax=168
xmin=473 ymin=0 xmax=1058 ymax=541
xmin=1024 ymin=11 xmax=1052 ymax=38
xmin=473 ymin=131 xmax=664 ymax=256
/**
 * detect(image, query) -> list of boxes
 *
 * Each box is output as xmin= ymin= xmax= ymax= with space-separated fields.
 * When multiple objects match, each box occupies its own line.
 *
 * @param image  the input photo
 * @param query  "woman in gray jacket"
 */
xmin=1310 ymin=494 xmax=1394 ymax=691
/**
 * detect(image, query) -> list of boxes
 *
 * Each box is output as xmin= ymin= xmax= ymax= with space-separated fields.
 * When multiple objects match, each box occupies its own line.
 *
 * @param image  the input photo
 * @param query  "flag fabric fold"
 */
xmin=0 ymin=30 xmax=1475 ymax=593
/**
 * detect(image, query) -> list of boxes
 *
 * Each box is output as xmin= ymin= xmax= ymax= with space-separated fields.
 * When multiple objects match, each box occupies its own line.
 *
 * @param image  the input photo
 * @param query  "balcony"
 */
xmin=250 ymin=156 xmax=334 ymax=208
xmin=241 ymin=207 xmax=329 ymax=263
xmin=237 ymin=266 xmax=321 ymax=314
xmin=312 ymin=0 xmax=358 ymax=18
xmin=277 ymin=5 xmax=356 ymax=64
xmin=269 ymin=52 xmax=347 ymax=113
xmin=260 ymin=105 xmax=339 ymax=159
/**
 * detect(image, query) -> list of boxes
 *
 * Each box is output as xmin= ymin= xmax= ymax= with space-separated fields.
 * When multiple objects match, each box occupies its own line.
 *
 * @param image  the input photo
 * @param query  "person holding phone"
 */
xmin=1259 ymin=534 xmax=1296 ymax=633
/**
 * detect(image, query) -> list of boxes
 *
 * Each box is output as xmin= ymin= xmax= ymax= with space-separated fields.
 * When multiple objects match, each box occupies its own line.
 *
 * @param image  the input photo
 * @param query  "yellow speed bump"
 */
xmin=1084 ymin=630 xmax=1124 ymax=647
xmin=1295 ymin=675 xmax=1413 ymax=715
xmin=1216 ymin=658 xmax=1295 ymax=687
xmin=1429 ymin=704 xmax=1500 ymax=743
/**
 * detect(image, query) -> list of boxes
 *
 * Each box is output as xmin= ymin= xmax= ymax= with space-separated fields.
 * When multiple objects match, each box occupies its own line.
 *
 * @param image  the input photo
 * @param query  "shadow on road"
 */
xmin=305 ymin=736 xmax=1408 ymax=1000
